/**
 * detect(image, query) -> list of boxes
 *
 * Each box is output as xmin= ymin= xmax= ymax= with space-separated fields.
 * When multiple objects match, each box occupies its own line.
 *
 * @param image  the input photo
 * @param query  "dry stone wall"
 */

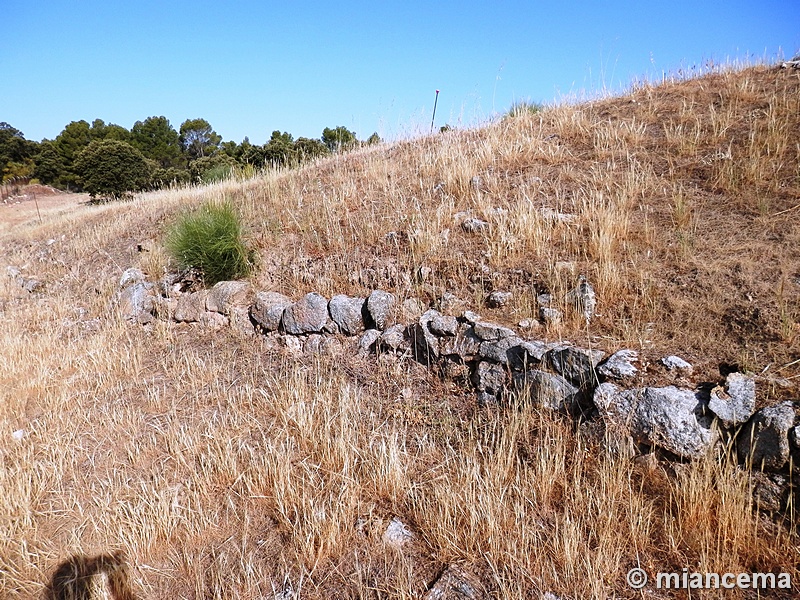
xmin=113 ymin=268 xmax=800 ymax=506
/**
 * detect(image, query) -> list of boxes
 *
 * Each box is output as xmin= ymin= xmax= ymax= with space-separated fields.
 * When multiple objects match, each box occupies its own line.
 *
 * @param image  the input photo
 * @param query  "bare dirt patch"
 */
xmin=0 ymin=186 xmax=90 ymax=231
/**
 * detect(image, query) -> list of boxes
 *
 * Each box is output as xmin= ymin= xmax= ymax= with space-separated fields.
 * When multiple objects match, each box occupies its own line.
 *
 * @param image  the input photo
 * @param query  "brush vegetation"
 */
xmin=1 ymin=62 xmax=798 ymax=599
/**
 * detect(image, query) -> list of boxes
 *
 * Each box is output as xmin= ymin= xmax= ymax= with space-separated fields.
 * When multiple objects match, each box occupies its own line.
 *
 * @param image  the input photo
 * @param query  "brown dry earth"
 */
xmin=0 ymin=185 xmax=89 ymax=230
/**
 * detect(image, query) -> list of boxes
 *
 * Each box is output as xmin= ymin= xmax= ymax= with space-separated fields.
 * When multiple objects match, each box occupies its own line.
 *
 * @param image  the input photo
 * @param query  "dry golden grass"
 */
xmin=1 ymin=63 xmax=799 ymax=598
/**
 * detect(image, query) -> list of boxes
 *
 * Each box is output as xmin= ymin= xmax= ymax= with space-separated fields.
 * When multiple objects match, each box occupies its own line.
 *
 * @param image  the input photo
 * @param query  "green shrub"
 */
xmin=189 ymin=154 xmax=238 ymax=183
xmin=506 ymin=100 xmax=543 ymax=118
xmin=165 ymin=201 xmax=253 ymax=285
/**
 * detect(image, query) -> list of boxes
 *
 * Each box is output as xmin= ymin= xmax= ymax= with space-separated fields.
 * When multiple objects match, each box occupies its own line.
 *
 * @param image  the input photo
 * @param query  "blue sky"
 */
xmin=2 ymin=1 xmax=797 ymax=145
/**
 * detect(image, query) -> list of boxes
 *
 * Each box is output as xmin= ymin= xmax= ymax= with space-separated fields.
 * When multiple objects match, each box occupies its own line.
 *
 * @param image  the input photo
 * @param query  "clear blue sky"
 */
xmin=2 ymin=1 xmax=797 ymax=145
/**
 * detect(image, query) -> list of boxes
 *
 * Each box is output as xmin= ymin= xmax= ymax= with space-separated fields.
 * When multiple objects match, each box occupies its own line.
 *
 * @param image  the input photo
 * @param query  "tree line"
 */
xmin=0 ymin=118 xmax=379 ymax=199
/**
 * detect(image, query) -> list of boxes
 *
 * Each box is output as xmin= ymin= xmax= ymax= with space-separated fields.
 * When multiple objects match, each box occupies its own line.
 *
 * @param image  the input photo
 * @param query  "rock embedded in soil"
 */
xmin=594 ymin=383 xmax=717 ymax=459
xmin=597 ymin=349 xmax=639 ymax=380
xmin=461 ymin=217 xmax=490 ymax=234
xmin=174 ymin=290 xmax=210 ymax=323
xmin=366 ymin=290 xmax=396 ymax=330
xmin=512 ymin=369 xmax=580 ymax=413
xmin=661 ymin=355 xmax=693 ymax=374
xmin=206 ymin=280 xmax=252 ymax=315
xmin=708 ymin=372 xmax=756 ymax=427
xmin=250 ymin=291 xmax=293 ymax=332
xmin=424 ymin=564 xmax=486 ymax=600
xmin=118 ymin=267 xmax=145 ymax=288
xmin=737 ymin=402 xmax=797 ymax=471
xmin=383 ymin=517 xmax=413 ymax=547
xmin=539 ymin=307 xmax=562 ymax=326
xmin=328 ymin=294 xmax=366 ymax=336
xmin=281 ymin=293 xmax=329 ymax=334
xmin=486 ymin=290 xmax=512 ymax=308
xmin=118 ymin=281 xmax=156 ymax=324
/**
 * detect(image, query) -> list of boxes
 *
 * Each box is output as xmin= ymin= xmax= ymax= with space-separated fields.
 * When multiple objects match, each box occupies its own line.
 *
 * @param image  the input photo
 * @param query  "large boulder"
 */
xmin=708 ymin=372 xmax=756 ymax=427
xmin=593 ymin=383 xmax=717 ymax=459
xmin=328 ymin=294 xmax=366 ymax=336
xmin=737 ymin=402 xmax=797 ymax=471
xmin=250 ymin=291 xmax=293 ymax=332
xmin=424 ymin=564 xmax=486 ymax=600
xmin=281 ymin=293 xmax=329 ymax=334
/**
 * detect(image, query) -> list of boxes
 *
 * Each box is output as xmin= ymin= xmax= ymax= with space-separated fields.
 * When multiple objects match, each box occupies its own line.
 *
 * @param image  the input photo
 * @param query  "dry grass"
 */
xmin=1 ymin=63 xmax=799 ymax=598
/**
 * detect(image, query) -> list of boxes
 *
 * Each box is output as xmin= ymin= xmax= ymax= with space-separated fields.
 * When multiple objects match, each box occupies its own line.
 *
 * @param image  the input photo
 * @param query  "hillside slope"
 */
xmin=1 ymin=63 xmax=798 ymax=599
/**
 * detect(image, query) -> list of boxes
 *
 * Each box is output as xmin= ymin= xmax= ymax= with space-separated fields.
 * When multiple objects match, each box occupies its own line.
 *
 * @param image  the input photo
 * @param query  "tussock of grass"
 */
xmin=164 ymin=200 xmax=253 ymax=285
xmin=0 ymin=62 xmax=798 ymax=598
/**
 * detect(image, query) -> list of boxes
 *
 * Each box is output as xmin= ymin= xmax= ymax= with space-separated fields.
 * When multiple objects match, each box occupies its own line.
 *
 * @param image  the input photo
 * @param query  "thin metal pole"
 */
xmin=34 ymin=191 xmax=41 ymax=223
xmin=430 ymin=89 xmax=440 ymax=132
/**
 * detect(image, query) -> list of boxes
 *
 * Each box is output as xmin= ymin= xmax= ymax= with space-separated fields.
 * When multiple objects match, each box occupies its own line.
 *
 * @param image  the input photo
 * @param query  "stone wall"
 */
xmin=116 ymin=268 xmax=800 ymax=510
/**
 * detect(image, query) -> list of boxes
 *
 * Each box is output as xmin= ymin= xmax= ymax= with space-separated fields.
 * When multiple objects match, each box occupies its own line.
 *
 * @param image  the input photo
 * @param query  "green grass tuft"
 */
xmin=165 ymin=200 xmax=253 ymax=285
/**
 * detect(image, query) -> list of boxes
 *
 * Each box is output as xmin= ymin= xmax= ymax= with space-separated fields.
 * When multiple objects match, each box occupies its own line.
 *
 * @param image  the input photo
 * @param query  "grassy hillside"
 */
xmin=1 ymin=63 xmax=798 ymax=599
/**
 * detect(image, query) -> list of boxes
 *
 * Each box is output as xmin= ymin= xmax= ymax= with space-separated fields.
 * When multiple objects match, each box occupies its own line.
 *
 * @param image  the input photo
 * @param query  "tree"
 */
xmin=293 ymin=137 xmax=329 ymax=162
xmin=188 ymin=154 xmax=238 ymax=184
xmin=90 ymin=119 xmax=131 ymax=143
xmin=0 ymin=123 xmax=38 ymax=182
xmin=179 ymin=118 xmax=221 ymax=161
xmin=33 ymin=141 xmax=65 ymax=186
xmin=263 ymin=130 xmax=296 ymax=166
xmin=54 ymin=120 xmax=92 ymax=188
xmin=131 ymin=116 xmax=182 ymax=168
xmin=366 ymin=132 xmax=382 ymax=145
xmin=74 ymin=140 xmax=151 ymax=200
xmin=321 ymin=126 xmax=357 ymax=152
